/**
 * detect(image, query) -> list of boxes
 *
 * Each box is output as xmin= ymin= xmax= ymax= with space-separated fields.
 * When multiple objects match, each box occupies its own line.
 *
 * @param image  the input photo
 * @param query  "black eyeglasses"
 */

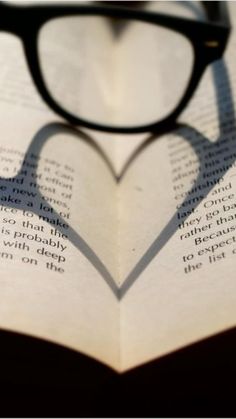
xmin=0 ymin=1 xmax=231 ymax=133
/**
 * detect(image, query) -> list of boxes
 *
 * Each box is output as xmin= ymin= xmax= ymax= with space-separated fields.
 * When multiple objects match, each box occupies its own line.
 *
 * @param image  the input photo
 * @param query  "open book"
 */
xmin=0 ymin=1 xmax=235 ymax=374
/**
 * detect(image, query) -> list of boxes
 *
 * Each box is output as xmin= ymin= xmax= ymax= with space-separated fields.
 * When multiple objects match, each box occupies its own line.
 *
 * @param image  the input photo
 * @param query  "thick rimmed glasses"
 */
xmin=0 ymin=1 xmax=231 ymax=133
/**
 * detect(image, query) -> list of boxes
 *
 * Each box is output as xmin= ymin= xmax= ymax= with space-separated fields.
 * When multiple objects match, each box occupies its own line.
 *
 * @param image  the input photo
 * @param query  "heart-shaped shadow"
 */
xmin=0 ymin=59 xmax=234 ymax=300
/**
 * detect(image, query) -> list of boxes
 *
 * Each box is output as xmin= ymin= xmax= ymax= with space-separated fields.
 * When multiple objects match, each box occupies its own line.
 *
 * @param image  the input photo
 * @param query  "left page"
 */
xmin=0 ymin=32 xmax=121 ymax=370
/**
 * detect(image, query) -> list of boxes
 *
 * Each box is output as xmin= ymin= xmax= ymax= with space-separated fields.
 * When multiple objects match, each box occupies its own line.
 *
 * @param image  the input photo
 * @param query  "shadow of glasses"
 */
xmin=0 ymin=55 xmax=233 ymax=300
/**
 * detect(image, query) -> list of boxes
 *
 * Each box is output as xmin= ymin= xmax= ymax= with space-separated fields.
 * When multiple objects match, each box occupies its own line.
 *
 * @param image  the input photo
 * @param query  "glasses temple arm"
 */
xmin=202 ymin=1 xmax=231 ymax=28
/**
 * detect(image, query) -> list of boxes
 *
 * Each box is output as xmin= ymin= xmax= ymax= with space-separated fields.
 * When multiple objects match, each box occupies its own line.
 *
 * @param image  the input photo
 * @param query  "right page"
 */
xmin=119 ymin=2 xmax=236 ymax=372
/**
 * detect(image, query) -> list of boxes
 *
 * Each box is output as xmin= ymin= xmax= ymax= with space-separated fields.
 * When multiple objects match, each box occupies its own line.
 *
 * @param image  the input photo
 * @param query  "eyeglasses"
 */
xmin=0 ymin=1 xmax=231 ymax=134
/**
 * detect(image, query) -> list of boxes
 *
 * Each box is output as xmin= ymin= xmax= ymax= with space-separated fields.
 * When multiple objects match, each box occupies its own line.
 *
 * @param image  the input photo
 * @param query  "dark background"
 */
xmin=0 ymin=327 xmax=236 ymax=417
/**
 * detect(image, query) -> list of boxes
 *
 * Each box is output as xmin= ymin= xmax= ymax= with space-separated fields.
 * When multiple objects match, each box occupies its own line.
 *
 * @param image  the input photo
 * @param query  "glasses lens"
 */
xmin=38 ymin=15 xmax=194 ymax=128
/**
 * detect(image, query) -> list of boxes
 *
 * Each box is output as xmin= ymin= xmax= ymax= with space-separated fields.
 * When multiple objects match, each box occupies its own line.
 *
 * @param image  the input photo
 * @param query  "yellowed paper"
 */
xmin=0 ymin=2 xmax=234 ymax=374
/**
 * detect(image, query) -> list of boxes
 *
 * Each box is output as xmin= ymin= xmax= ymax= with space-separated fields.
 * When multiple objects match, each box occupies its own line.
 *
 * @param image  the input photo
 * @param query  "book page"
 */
xmin=0 ymin=32 xmax=122 ymax=369
xmin=120 ymin=2 xmax=236 ymax=371
xmin=0 ymin=0 xmax=233 ymax=374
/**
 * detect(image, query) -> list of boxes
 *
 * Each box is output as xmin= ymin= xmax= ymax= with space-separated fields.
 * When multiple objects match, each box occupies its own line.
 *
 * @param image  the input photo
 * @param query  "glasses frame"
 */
xmin=0 ymin=1 xmax=231 ymax=134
